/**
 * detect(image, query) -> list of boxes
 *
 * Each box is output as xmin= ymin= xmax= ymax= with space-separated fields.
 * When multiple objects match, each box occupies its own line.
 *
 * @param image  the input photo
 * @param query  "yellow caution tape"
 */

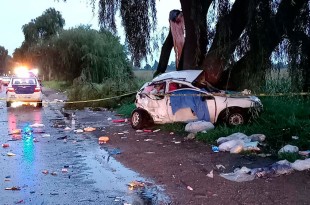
xmin=0 ymin=91 xmax=308 ymax=104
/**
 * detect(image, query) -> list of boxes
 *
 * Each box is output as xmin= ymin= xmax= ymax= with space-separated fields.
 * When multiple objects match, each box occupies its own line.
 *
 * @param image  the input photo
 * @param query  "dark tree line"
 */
xmin=94 ymin=0 xmax=309 ymax=91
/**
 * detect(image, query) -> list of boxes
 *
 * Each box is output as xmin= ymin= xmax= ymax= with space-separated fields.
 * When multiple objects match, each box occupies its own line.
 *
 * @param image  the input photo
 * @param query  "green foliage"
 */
xmin=278 ymin=152 xmax=302 ymax=163
xmin=196 ymin=96 xmax=310 ymax=155
xmin=42 ymin=81 xmax=71 ymax=92
xmin=65 ymin=78 xmax=139 ymax=109
xmin=116 ymin=103 xmax=136 ymax=117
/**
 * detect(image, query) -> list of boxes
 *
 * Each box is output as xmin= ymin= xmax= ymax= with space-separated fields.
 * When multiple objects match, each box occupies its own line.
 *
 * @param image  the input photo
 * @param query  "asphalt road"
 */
xmin=0 ymin=85 xmax=168 ymax=205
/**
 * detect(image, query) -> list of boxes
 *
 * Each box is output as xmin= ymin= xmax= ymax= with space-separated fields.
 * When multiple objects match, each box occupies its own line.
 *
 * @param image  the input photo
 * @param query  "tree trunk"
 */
xmin=179 ymin=0 xmax=211 ymax=69
xmin=202 ymin=0 xmax=259 ymax=86
xmin=153 ymin=29 xmax=173 ymax=77
xmin=221 ymin=0 xmax=307 ymax=91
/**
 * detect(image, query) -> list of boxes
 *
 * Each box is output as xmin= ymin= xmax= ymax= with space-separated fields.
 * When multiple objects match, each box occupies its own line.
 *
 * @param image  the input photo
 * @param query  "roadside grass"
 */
xmin=116 ymin=95 xmax=310 ymax=155
xmin=42 ymin=81 xmax=71 ymax=92
xmin=65 ymin=79 xmax=141 ymax=109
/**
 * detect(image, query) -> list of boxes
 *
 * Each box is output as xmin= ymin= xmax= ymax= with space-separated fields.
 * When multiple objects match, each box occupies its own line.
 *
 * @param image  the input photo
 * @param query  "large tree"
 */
xmin=86 ymin=0 xmax=309 ymax=91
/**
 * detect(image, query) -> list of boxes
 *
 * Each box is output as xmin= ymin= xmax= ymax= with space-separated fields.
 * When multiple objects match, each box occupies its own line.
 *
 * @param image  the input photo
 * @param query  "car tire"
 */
xmin=131 ymin=109 xmax=152 ymax=130
xmin=36 ymin=101 xmax=43 ymax=108
xmin=6 ymin=101 xmax=11 ymax=107
xmin=220 ymin=108 xmax=248 ymax=126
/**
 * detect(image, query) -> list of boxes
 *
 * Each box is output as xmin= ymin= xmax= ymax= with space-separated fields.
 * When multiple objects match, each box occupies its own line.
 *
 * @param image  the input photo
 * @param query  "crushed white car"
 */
xmin=131 ymin=70 xmax=263 ymax=129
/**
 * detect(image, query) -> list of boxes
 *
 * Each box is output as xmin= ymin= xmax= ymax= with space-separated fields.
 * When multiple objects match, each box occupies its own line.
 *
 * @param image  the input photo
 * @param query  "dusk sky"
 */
xmin=0 ymin=0 xmax=181 ymax=56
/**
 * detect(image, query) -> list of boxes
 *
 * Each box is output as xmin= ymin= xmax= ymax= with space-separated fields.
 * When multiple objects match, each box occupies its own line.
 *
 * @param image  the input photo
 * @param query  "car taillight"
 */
xmin=34 ymin=87 xmax=41 ymax=92
xmin=7 ymin=87 xmax=14 ymax=92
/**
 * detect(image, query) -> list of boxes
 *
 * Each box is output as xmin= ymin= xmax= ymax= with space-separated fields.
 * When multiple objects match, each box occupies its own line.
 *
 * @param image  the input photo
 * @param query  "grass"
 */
xmin=116 ymin=95 xmax=310 ymax=156
xmin=42 ymin=81 xmax=71 ymax=92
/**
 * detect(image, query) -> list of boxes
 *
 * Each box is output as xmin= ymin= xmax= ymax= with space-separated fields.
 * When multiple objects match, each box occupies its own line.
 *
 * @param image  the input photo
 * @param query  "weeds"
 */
xmin=43 ymin=81 xmax=71 ymax=92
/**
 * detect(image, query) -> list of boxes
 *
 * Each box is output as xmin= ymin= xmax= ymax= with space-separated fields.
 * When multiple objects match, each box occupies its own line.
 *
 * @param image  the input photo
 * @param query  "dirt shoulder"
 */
xmin=42 ymin=88 xmax=310 ymax=205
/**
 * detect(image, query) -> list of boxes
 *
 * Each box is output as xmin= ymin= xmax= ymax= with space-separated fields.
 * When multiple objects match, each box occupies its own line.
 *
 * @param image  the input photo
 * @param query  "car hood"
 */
xmin=152 ymin=70 xmax=203 ymax=83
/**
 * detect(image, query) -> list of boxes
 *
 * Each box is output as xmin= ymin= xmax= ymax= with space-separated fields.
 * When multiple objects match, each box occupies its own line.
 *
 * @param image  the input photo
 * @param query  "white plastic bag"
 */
xmin=185 ymin=121 xmax=214 ymax=133
xmin=220 ymin=167 xmax=255 ymax=182
xmin=278 ymin=145 xmax=299 ymax=154
xmin=217 ymin=132 xmax=249 ymax=145
xmin=219 ymin=139 xmax=244 ymax=152
xmin=291 ymin=158 xmax=310 ymax=171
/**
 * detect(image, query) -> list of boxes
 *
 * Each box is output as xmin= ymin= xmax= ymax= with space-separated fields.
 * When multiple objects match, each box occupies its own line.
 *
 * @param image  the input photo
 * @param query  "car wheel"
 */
xmin=6 ymin=101 xmax=11 ymax=107
xmin=220 ymin=108 xmax=248 ymax=126
xmin=36 ymin=101 xmax=43 ymax=108
xmin=131 ymin=109 xmax=152 ymax=129
xmin=227 ymin=109 xmax=248 ymax=126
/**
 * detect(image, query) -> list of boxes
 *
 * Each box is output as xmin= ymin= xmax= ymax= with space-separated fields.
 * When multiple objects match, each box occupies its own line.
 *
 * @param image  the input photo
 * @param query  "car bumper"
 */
xmin=7 ymin=93 xmax=42 ymax=102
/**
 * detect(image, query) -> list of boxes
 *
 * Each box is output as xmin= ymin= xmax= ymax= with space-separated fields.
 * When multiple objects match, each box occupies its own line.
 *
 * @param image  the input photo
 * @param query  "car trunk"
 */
xmin=13 ymin=85 xmax=36 ymax=94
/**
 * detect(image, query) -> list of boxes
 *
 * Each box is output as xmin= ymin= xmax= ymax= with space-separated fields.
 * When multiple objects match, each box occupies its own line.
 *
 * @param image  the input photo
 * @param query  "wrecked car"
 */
xmin=131 ymin=70 xmax=263 ymax=129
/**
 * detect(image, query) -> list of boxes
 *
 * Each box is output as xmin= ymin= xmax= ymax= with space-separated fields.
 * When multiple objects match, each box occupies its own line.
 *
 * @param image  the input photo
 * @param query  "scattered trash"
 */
xmin=136 ymin=130 xmax=143 ymax=133
xmin=216 ymin=164 xmax=226 ymax=170
xmin=212 ymin=145 xmax=219 ymax=153
xmin=257 ymin=153 xmax=272 ymax=157
xmin=217 ymin=132 xmax=264 ymax=153
xmin=98 ymin=136 xmax=110 ymax=144
xmin=7 ymin=152 xmax=16 ymax=156
xmin=186 ymin=186 xmax=193 ymax=191
xmin=145 ymin=152 xmax=155 ymax=154
xmin=64 ymin=127 xmax=71 ymax=131
xmin=220 ymin=167 xmax=255 ymax=182
xmin=184 ymin=133 xmax=196 ymax=140
xmin=144 ymin=139 xmax=154 ymax=142
xmin=41 ymin=134 xmax=51 ymax=137
xmin=5 ymin=186 xmax=21 ymax=190
xmin=11 ymin=129 xmax=22 ymax=134
xmin=207 ymin=170 xmax=214 ymax=178
xmin=185 ymin=121 xmax=214 ymax=133
xmin=15 ymin=200 xmax=24 ymax=204
xmin=278 ymin=145 xmax=299 ymax=154
xmin=128 ymin=181 xmax=145 ymax=189
xmin=74 ymin=129 xmax=83 ymax=134
xmin=143 ymin=129 xmax=152 ymax=133
xmin=291 ymin=158 xmax=310 ymax=171
xmin=299 ymin=150 xmax=310 ymax=157
xmin=153 ymin=129 xmax=160 ymax=132
xmin=61 ymin=168 xmax=68 ymax=173
xmin=57 ymin=136 xmax=67 ymax=140
xmin=2 ymin=143 xmax=9 ymax=148
xmin=107 ymin=117 xmax=112 ymax=121
xmin=112 ymin=119 xmax=128 ymax=123
xmin=84 ymin=127 xmax=96 ymax=132
xmin=51 ymin=172 xmax=57 ymax=176
xmin=170 ymin=132 xmax=174 ymax=135
xmin=42 ymin=170 xmax=49 ymax=175
xmin=174 ymin=141 xmax=181 ymax=144
xmin=117 ymin=132 xmax=124 ymax=135
xmin=30 ymin=123 xmax=45 ymax=128
xmin=292 ymin=136 xmax=299 ymax=140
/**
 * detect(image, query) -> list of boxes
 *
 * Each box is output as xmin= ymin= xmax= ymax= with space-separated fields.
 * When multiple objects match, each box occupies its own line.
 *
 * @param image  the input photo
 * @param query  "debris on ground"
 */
xmin=7 ymin=152 xmax=16 ymax=156
xmin=2 ymin=143 xmax=9 ymax=148
xmin=186 ymin=186 xmax=193 ymax=191
xmin=184 ymin=133 xmax=196 ymax=140
xmin=5 ymin=186 xmax=21 ymax=190
xmin=217 ymin=132 xmax=264 ymax=153
xmin=220 ymin=158 xmax=310 ymax=182
xmin=74 ymin=129 xmax=84 ymax=134
xmin=42 ymin=170 xmax=49 ymax=175
xmin=84 ymin=127 xmax=96 ymax=132
xmin=207 ymin=170 xmax=214 ymax=178
xmin=98 ymin=136 xmax=110 ymax=144
xmin=185 ymin=121 xmax=214 ymax=133
xmin=30 ymin=123 xmax=45 ymax=128
xmin=112 ymin=119 xmax=128 ymax=123
xmin=128 ymin=181 xmax=145 ymax=189
xmin=278 ymin=144 xmax=299 ymax=154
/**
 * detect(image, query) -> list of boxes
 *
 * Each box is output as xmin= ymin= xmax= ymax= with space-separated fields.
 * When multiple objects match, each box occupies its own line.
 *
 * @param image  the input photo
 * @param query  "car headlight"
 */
xmin=250 ymin=96 xmax=261 ymax=103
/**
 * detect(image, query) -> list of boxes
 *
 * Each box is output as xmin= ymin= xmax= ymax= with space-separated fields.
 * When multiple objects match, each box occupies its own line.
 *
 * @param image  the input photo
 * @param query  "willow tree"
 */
xmin=71 ymin=0 xmax=309 ymax=91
